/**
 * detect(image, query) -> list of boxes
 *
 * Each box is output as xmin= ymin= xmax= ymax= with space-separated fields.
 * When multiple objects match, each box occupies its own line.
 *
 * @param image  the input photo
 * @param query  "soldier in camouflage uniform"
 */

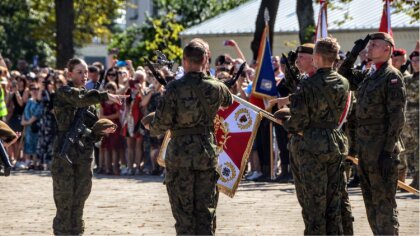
xmin=52 ymin=58 xmax=125 ymax=235
xmin=148 ymin=40 xmax=233 ymax=235
xmin=280 ymin=38 xmax=350 ymax=235
xmin=339 ymin=32 xmax=406 ymax=235
xmin=402 ymin=50 xmax=419 ymax=189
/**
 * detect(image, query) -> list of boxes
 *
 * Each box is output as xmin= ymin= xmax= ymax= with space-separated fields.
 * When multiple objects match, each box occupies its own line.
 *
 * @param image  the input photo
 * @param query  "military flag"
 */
xmin=251 ymin=9 xmax=277 ymax=99
xmin=379 ymin=0 xmax=393 ymax=36
xmin=315 ymin=0 xmax=328 ymax=41
xmin=157 ymin=98 xmax=263 ymax=198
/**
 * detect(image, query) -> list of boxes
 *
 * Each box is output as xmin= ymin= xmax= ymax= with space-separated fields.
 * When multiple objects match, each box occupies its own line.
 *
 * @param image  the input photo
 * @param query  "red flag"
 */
xmin=157 ymin=99 xmax=262 ymax=198
xmin=379 ymin=0 xmax=393 ymax=36
xmin=315 ymin=0 xmax=328 ymax=41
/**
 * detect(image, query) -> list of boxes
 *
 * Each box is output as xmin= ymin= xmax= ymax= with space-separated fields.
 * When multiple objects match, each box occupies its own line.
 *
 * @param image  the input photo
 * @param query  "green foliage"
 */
xmin=30 ymin=0 xmax=125 ymax=48
xmin=109 ymin=13 xmax=184 ymax=66
xmin=154 ymin=0 xmax=250 ymax=27
xmin=111 ymin=0 xmax=248 ymax=67
xmin=0 ymin=1 xmax=52 ymax=67
xmin=392 ymin=0 xmax=419 ymax=23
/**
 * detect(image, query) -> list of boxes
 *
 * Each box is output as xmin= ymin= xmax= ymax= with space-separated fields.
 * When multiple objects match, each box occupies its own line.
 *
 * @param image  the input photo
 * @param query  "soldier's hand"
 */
xmin=108 ymin=93 xmax=129 ymax=105
xmin=378 ymin=151 xmax=400 ymax=180
xmin=350 ymin=35 xmax=370 ymax=57
xmin=102 ymin=127 xmax=116 ymax=134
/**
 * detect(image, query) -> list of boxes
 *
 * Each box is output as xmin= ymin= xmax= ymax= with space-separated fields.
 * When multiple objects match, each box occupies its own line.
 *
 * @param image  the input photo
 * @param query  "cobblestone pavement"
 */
xmin=0 ymin=171 xmax=418 ymax=235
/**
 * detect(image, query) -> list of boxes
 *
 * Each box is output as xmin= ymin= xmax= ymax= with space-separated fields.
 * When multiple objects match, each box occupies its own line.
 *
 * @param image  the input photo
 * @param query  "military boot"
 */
xmin=275 ymin=164 xmax=292 ymax=183
xmin=410 ymin=171 xmax=419 ymax=190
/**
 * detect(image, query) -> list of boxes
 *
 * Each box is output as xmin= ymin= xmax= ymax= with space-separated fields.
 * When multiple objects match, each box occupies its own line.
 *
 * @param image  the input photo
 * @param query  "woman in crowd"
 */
xmin=36 ymin=72 xmax=57 ymax=170
xmin=99 ymin=82 xmax=125 ymax=175
xmin=121 ymin=70 xmax=145 ymax=175
xmin=7 ymin=75 xmax=29 ymax=168
xmin=21 ymin=83 xmax=43 ymax=170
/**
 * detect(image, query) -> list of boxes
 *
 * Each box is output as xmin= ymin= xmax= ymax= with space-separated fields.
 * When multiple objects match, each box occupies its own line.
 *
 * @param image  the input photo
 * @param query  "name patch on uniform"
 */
xmin=390 ymin=79 xmax=398 ymax=84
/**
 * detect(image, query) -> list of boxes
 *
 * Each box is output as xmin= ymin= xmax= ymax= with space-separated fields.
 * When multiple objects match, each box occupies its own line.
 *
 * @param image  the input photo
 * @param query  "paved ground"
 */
xmin=0 ymin=171 xmax=418 ymax=235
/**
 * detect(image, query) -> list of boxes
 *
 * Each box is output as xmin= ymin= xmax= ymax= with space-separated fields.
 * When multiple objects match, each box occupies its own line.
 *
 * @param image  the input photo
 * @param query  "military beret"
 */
xmin=297 ymin=43 xmax=315 ymax=55
xmin=91 ymin=119 xmax=117 ymax=135
xmin=274 ymin=108 xmax=291 ymax=121
xmin=392 ymin=48 xmax=407 ymax=57
xmin=369 ymin=32 xmax=395 ymax=47
xmin=409 ymin=51 xmax=419 ymax=60
xmin=141 ymin=112 xmax=155 ymax=127
xmin=0 ymin=120 xmax=17 ymax=142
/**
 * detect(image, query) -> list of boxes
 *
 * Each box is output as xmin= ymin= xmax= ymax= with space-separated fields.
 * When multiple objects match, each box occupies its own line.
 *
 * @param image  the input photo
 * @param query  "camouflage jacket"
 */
xmin=405 ymin=72 xmax=419 ymax=108
xmin=284 ymin=68 xmax=349 ymax=156
xmin=339 ymin=61 xmax=406 ymax=153
xmin=150 ymin=72 xmax=233 ymax=170
xmin=53 ymin=85 xmax=109 ymax=159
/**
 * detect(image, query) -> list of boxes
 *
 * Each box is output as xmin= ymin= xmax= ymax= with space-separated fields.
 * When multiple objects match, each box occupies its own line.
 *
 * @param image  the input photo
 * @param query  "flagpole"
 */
xmin=233 ymin=95 xmax=282 ymax=125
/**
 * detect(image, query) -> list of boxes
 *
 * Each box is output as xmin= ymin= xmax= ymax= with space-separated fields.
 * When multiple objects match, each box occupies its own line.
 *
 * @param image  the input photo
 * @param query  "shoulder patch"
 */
xmin=390 ymin=78 xmax=398 ymax=84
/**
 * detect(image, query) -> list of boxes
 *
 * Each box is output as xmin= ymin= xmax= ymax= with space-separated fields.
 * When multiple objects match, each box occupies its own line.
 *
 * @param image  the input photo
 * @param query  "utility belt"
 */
xmin=357 ymin=118 xmax=386 ymax=127
xmin=171 ymin=126 xmax=213 ymax=138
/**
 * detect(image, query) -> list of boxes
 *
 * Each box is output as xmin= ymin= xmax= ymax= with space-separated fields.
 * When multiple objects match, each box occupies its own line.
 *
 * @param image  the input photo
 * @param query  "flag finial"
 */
xmin=264 ymin=8 xmax=269 ymax=24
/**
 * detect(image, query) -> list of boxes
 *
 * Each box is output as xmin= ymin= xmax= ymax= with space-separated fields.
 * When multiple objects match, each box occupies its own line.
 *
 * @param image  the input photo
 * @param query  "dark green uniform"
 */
xmin=150 ymin=72 xmax=233 ymax=235
xmin=339 ymin=60 xmax=406 ymax=235
xmin=401 ymin=72 xmax=419 ymax=188
xmin=284 ymin=68 xmax=349 ymax=235
xmin=52 ymin=85 xmax=109 ymax=235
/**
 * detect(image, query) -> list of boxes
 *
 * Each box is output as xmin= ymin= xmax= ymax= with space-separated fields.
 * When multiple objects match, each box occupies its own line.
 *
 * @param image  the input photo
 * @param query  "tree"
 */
xmin=250 ymin=0 xmax=280 ymax=62
xmin=29 ymin=0 xmax=125 ymax=68
xmin=110 ymin=0 xmax=247 ymax=67
xmin=109 ymin=13 xmax=184 ymax=66
xmin=154 ymin=0 xmax=249 ymax=28
xmin=0 ymin=1 xmax=52 ymax=68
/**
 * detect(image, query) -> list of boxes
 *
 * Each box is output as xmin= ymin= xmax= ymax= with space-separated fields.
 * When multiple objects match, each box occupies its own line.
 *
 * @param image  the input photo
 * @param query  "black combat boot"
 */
xmin=276 ymin=164 xmax=292 ymax=183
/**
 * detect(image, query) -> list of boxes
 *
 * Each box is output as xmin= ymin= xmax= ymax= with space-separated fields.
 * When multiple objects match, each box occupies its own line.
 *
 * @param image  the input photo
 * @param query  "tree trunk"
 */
xmin=296 ymin=0 xmax=315 ymax=44
xmin=250 ymin=0 xmax=280 ymax=63
xmin=55 ymin=0 xmax=75 ymax=69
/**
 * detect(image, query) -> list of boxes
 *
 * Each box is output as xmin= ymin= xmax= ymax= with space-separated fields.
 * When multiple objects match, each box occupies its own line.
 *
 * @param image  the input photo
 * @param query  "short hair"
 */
xmin=88 ymin=65 xmax=99 ymax=73
xmin=314 ymin=37 xmax=341 ymax=64
xmin=67 ymin=58 xmax=86 ymax=72
xmin=183 ymin=41 xmax=207 ymax=65
xmin=92 ymin=61 xmax=104 ymax=71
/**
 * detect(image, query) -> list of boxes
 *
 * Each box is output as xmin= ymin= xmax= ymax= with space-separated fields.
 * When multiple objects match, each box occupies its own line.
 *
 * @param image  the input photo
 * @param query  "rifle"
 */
xmin=59 ymin=107 xmax=96 ymax=164
xmin=0 ymin=140 xmax=12 ymax=176
xmin=223 ymin=62 xmax=246 ymax=88
xmin=145 ymin=58 xmax=167 ymax=86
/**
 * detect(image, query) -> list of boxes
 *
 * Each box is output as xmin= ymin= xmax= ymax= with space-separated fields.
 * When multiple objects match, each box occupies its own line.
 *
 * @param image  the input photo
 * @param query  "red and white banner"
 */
xmin=315 ymin=0 xmax=328 ymax=41
xmin=379 ymin=0 xmax=393 ymax=36
xmin=157 ymin=99 xmax=262 ymax=198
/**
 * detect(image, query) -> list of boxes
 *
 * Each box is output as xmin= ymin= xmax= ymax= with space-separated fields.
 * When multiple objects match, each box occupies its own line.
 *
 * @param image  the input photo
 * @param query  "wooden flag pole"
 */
xmin=346 ymin=156 xmax=419 ymax=196
xmin=233 ymin=95 xmax=282 ymax=125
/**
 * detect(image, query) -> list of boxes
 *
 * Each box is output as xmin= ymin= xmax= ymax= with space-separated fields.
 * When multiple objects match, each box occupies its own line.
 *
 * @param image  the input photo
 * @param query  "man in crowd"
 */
xmin=339 ymin=32 xmax=406 ymax=235
xmin=148 ymin=40 xmax=233 ymax=235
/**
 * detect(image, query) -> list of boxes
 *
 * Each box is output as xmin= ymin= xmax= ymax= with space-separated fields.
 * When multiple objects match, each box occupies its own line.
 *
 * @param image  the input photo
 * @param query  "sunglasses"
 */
xmin=30 ymin=88 xmax=39 ymax=91
xmin=108 ymin=73 xmax=116 ymax=77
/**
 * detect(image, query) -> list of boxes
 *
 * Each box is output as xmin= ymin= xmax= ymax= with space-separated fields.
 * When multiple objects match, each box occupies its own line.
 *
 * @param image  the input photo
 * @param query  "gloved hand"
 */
xmin=287 ymin=50 xmax=297 ymax=66
xmin=350 ymin=35 xmax=371 ymax=57
xmin=378 ymin=151 xmax=400 ymax=180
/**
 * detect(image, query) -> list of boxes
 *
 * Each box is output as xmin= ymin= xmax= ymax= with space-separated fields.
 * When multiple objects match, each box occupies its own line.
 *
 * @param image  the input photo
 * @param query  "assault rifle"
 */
xmin=59 ymin=107 xmax=96 ymax=164
xmin=223 ymin=62 xmax=246 ymax=88
xmin=0 ymin=140 xmax=12 ymax=176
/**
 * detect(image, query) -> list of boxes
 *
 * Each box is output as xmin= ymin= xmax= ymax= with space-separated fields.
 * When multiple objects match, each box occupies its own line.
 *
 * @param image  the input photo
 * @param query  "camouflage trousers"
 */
xmin=290 ymin=137 xmax=343 ymax=235
xmin=165 ymin=166 xmax=219 ymax=235
xmin=51 ymin=154 xmax=93 ymax=235
xmin=340 ymin=162 xmax=354 ymax=235
xmin=358 ymin=138 xmax=399 ymax=235
xmin=401 ymin=111 xmax=419 ymax=172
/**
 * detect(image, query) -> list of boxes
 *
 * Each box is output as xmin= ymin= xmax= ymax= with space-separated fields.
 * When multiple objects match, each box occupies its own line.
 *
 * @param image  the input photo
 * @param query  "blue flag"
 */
xmin=252 ymin=25 xmax=277 ymax=99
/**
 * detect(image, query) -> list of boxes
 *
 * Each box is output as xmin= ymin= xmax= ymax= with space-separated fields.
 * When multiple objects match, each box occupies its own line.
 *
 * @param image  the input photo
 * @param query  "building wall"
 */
xmin=126 ymin=0 xmax=154 ymax=27
xmin=181 ymin=28 xmax=418 ymax=64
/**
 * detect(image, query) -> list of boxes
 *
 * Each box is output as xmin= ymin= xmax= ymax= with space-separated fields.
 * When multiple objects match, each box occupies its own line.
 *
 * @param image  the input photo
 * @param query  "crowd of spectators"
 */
xmin=0 ymin=38 xmax=417 ymax=187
